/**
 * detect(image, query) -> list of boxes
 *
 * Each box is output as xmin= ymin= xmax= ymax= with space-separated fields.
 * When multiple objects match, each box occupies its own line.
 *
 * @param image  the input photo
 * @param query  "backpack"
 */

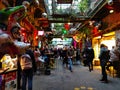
xmin=20 ymin=54 xmax=32 ymax=70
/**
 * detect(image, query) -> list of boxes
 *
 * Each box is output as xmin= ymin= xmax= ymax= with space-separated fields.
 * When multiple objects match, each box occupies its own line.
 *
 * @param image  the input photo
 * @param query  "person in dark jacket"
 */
xmin=99 ymin=44 xmax=109 ymax=83
xmin=62 ymin=47 xmax=68 ymax=68
xmin=67 ymin=46 xmax=74 ymax=72
xmin=86 ymin=46 xmax=94 ymax=71
xmin=82 ymin=48 xmax=88 ymax=66
xmin=21 ymin=48 xmax=37 ymax=90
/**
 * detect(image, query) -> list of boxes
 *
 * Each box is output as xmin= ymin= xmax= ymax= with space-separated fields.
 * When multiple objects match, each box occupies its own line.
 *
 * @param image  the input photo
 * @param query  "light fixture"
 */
xmin=42 ymin=13 xmax=47 ymax=18
xmin=109 ymin=9 xmax=114 ymax=13
xmin=38 ymin=31 xmax=44 ymax=36
xmin=107 ymin=0 xmax=113 ymax=6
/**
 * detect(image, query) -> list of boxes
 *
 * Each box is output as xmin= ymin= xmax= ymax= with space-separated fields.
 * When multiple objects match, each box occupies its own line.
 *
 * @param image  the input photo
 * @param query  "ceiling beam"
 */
xmin=57 ymin=0 xmax=73 ymax=4
xmin=48 ymin=19 xmax=88 ymax=23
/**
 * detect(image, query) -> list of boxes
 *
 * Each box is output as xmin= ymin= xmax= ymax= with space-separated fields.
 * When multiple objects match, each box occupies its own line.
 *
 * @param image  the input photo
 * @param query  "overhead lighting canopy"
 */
xmin=45 ymin=0 xmax=106 ymax=20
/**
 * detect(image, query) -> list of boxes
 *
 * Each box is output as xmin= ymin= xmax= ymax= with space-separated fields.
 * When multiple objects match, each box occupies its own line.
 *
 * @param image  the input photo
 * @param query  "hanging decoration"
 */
xmin=62 ymin=28 xmax=68 ymax=34
xmin=38 ymin=18 xmax=49 ymax=29
xmin=73 ymin=33 xmax=84 ymax=42
xmin=92 ymin=27 xmax=98 ymax=35
xmin=0 ymin=4 xmax=31 ymax=59
xmin=73 ymin=40 xmax=77 ymax=48
xmin=64 ymin=23 xmax=70 ymax=30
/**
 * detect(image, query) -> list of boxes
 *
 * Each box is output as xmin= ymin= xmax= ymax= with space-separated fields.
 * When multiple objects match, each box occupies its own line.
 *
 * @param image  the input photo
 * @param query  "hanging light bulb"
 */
xmin=109 ymin=9 xmax=114 ymax=13
xmin=35 ymin=0 xmax=39 ymax=6
xmin=22 ymin=1 xmax=30 ymax=8
xmin=42 ymin=13 xmax=47 ymax=18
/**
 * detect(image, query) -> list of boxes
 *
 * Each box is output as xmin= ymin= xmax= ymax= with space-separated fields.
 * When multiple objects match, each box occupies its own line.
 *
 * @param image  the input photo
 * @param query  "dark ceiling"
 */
xmin=92 ymin=0 xmax=120 ymax=20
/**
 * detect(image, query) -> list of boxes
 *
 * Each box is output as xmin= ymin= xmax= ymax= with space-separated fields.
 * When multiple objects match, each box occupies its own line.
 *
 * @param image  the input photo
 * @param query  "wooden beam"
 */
xmin=57 ymin=0 xmax=73 ymax=4
xmin=48 ymin=19 xmax=88 ymax=23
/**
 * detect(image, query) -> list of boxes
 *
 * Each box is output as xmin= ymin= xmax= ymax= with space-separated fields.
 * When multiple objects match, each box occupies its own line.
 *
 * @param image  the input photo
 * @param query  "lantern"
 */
xmin=64 ymin=23 xmax=70 ymax=30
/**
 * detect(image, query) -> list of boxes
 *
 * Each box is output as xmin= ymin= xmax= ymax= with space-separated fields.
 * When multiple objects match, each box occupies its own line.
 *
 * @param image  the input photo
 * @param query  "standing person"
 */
xmin=99 ymin=44 xmax=109 ymax=83
xmin=20 ymin=48 xmax=37 ymax=90
xmin=106 ymin=46 xmax=120 ymax=77
xmin=34 ymin=46 xmax=41 ymax=72
xmin=67 ymin=46 xmax=74 ymax=72
xmin=86 ymin=46 xmax=95 ymax=72
xmin=76 ymin=47 xmax=81 ymax=65
xmin=58 ymin=48 xmax=63 ymax=60
xmin=82 ymin=48 xmax=88 ymax=66
xmin=106 ymin=46 xmax=115 ymax=71
xmin=62 ymin=47 xmax=68 ymax=68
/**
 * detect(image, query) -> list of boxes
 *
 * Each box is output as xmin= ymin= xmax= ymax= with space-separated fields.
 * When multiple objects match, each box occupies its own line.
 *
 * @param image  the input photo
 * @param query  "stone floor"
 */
xmin=33 ymin=59 xmax=120 ymax=90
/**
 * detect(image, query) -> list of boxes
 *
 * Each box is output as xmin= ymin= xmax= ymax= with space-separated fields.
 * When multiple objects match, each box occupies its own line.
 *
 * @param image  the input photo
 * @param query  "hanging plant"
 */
xmin=78 ymin=0 xmax=89 ymax=15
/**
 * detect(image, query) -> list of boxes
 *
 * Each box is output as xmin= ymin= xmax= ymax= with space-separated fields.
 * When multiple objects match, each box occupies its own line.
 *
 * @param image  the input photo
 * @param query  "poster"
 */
xmin=4 ymin=71 xmax=17 ymax=90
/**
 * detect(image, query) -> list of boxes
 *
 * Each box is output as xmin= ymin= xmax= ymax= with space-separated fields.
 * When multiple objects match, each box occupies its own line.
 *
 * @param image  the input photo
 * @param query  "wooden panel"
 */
xmin=0 ymin=1 xmax=6 ymax=10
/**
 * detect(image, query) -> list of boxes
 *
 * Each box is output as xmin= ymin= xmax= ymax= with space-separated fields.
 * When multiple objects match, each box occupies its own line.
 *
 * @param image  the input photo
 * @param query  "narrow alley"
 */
xmin=33 ymin=59 xmax=120 ymax=90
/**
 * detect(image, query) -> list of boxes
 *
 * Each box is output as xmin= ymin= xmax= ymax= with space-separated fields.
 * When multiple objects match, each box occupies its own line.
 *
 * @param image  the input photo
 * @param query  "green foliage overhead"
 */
xmin=78 ymin=0 xmax=89 ymax=13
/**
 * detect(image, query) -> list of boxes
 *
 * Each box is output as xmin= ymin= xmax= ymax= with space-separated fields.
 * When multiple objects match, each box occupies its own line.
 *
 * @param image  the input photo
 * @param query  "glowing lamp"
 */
xmin=38 ymin=31 xmax=44 ymax=36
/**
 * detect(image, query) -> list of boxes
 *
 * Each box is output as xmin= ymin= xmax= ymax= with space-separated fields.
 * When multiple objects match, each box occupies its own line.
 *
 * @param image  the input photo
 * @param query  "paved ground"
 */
xmin=33 ymin=59 xmax=120 ymax=90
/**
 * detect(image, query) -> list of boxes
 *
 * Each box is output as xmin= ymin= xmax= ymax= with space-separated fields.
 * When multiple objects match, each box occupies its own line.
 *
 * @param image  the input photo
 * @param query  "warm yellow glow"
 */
xmin=1 ymin=54 xmax=18 ymax=69
xmin=92 ymin=32 xmax=115 ymax=60
xmin=103 ymin=32 xmax=115 ymax=36
xmin=74 ymin=88 xmax=80 ymax=90
xmin=101 ymin=39 xmax=115 ymax=50
xmin=93 ymin=43 xmax=99 ymax=60
xmin=94 ymin=36 xmax=101 ymax=39
xmin=35 ymin=36 xmax=38 ymax=39
xmin=109 ymin=9 xmax=114 ymax=13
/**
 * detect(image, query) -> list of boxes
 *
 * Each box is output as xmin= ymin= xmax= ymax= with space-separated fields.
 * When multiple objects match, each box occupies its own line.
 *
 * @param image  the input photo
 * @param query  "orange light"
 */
xmin=22 ymin=33 xmax=25 ymax=36
xmin=35 ymin=36 xmax=38 ymax=39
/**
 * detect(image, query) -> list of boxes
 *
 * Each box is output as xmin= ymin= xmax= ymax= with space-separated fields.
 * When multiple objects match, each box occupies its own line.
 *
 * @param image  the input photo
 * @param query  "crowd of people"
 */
xmin=17 ymin=45 xmax=83 ymax=90
xmin=17 ymin=44 xmax=120 ymax=90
